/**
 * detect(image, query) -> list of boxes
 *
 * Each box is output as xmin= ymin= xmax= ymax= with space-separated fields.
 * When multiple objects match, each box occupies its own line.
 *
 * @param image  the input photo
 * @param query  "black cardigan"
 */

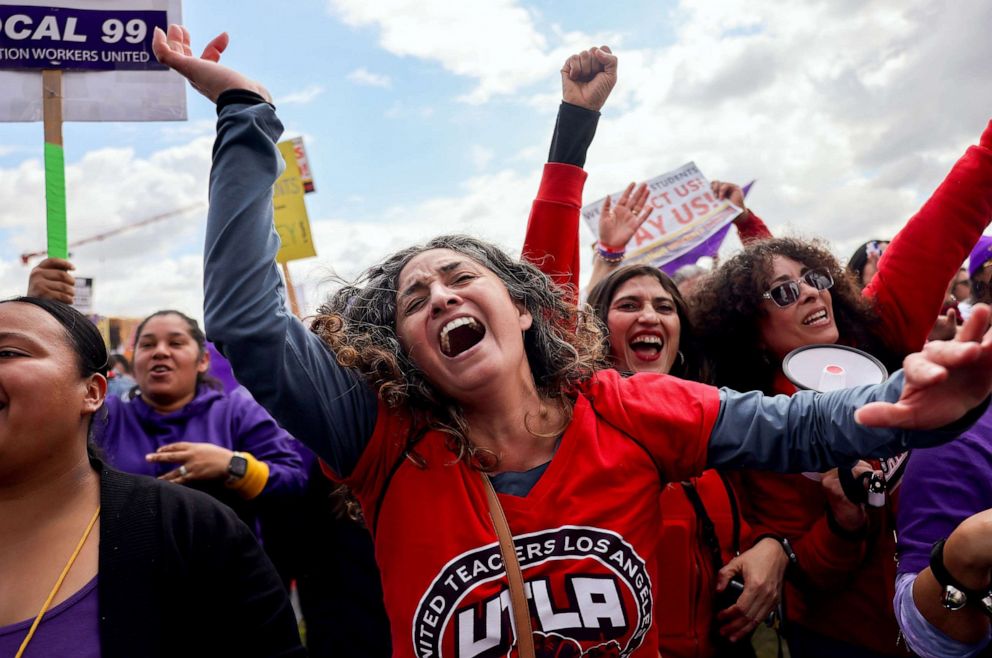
xmin=94 ymin=457 xmax=306 ymax=657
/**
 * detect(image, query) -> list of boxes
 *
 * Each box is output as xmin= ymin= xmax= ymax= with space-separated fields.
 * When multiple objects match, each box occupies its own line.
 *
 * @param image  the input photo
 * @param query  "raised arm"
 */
xmin=864 ymin=120 xmax=992 ymax=355
xmin=521 ymin=46 xmax=616 ymax=297
xmin=711 ymin=180 xmax=773 ymax=244
xmin=154 ymin=25 xmax=376 ymax=477
xmin=26 ymin=258 xmax=76 ymax=304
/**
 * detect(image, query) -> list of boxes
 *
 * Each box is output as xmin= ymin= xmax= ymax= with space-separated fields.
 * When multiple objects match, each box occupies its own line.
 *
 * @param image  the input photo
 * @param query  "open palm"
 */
xmin=152 ymin=24 xmax=270 ymax=103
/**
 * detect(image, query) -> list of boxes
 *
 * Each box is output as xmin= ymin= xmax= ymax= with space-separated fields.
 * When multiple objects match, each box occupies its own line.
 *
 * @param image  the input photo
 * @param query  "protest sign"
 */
xmin=581 ymin=162 xmax=742 ymax=273
xmin=290 ymin=137 xmax=316 ymax=193
xmin=0 ymin=0 xmax=185 ymax=122
xmin=72 ymin=276 xmax=92 ymax=313
xmin=274 ymin=140 xmax=317 ymax=264
xmin=0 ymin=5 xmax=167 ymax=71
xmin=0 ymin=0 xmax=184 ymax=258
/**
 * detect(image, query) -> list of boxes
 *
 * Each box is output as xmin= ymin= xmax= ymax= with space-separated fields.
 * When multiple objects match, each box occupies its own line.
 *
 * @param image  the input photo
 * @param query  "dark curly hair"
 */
xmin=311 ymin=234 xmax=607 ymax=469
xmin=689 ymin=237 xmax=900 ymax=393
xmin=586 ymin=264 xmax=707 ymax=382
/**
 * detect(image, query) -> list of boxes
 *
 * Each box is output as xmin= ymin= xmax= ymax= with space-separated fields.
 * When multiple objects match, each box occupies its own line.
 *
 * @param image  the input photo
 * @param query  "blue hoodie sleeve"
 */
xmin=707 ymin=372 xmax=987 ymax=471
xmin=203 ymin=102 xmax=376 ymax=478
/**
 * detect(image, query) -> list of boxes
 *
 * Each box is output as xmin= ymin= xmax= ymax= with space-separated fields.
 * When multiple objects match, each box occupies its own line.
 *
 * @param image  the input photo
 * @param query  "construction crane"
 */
xmin=20 ymin=202 xmax=206 ymax=265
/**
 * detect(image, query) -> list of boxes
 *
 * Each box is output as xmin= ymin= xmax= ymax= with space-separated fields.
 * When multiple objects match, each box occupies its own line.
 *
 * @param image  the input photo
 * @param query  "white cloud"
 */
xmin=565 ymin=0 xmax=992 ymax=263
xmin=8 ymin=0 xmax=992 ymax=323
xmin=0 ymin=137 xmax=212 ymax=317
xmin=469 ymin=145 xmax=494 ymax=170
xmin=347 ymin=67 xmax=392 ymax=88
xmin=326 ymin=0 xmax=612 ymax=103
xmin=279 ymin=84 xmax=325 ymax=105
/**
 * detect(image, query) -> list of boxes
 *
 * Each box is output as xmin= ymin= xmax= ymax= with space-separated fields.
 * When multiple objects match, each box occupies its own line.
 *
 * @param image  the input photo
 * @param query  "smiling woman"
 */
xmin=86 ymin=308 xmax=307 ymax=533
xmin=0 ymin=298 xmax=303 ymax=657
xmin=151 ymin=21 xmax=992 ymax=658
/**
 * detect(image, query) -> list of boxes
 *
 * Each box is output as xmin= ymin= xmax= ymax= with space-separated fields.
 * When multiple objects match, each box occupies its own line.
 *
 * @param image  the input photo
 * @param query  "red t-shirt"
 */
xmin=338 ymin=369 xmax=720 ymax=658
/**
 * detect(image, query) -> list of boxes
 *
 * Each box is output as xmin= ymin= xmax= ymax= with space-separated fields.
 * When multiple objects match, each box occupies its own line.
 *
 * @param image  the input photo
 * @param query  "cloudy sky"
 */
xmin=1 ymin=0 xmax=991 ymax=319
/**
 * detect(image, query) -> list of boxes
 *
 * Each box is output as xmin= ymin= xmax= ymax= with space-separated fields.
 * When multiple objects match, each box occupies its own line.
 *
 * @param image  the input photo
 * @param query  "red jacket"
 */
xmin=655 ymin=472 xmax=752 ymax=658
xmin=736 ymin=120 xmax=992 ymax=655
xmin=521 ymin=163 xmax=757 ymax=656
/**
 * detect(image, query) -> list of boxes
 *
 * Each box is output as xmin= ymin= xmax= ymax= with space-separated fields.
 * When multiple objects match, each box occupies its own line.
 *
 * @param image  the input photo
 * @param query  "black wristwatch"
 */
xmin=929 ymin=538 xmax=992 ymax=615
xmin=227 ymin=452 xmax=249 ymax=484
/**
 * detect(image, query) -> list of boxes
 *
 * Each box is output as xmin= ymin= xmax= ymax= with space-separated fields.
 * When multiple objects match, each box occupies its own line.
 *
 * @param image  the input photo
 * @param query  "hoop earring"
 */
xmin=677 ymin=350 xmax=685 ymax=367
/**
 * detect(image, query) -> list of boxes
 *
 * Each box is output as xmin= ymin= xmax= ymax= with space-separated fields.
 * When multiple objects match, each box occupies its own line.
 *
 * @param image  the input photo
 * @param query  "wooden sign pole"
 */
xmin=281 ymin=261 xmax=302 ymax=318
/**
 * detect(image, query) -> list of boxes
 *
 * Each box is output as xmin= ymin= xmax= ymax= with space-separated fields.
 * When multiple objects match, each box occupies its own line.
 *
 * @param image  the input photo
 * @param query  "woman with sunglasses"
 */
xmin=689 ymin=122 xmax=992 ymax=657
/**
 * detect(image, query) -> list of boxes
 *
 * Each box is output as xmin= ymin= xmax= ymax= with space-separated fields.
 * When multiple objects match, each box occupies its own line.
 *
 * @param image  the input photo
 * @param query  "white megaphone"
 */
xmin=787 ymin=345 xmax=890 ymax=505
xmin=782 ymin=344 xmax=888 ymax=393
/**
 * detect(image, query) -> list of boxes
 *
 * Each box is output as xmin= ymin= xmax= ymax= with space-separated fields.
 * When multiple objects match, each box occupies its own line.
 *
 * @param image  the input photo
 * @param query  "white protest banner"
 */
xmin=73 ymin=276 xmax=92 ymax=313
xmin=0 ymin=0 xmax=185 ymax=122
xmin=581 ymin=162 xmax=742 ymax=271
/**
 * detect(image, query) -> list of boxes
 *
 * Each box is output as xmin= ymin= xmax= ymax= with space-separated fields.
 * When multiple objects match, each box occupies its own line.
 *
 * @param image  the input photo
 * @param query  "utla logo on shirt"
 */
xmin=412 ymin=526 xmax=652 ymax=658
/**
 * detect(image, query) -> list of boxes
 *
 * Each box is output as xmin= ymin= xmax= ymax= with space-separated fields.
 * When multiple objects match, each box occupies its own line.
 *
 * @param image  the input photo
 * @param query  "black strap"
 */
xmin=929 ymin=538 xmax=992 ymax=616
xmin=838 ymin=462 xmax=871 ymax=505
xmin=717 ymin=471 xmax=742 ymax=556
xmin=680 ymin=481 xmax=725 ymax=576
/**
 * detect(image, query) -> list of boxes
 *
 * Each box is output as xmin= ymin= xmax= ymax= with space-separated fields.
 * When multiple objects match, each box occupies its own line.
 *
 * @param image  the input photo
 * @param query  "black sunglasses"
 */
xmin=762 ymin=268 xmax=834 ymax=307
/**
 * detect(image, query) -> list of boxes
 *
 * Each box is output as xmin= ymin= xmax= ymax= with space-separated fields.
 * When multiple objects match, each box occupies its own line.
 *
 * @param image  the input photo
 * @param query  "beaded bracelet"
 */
xmin=595 ymin=241 xmax=626 ymax=264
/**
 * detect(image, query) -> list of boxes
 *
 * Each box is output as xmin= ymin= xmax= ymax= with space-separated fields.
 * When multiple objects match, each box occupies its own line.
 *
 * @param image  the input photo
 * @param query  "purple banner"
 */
xmin=660 ymin=223 xmax=732 ymax=274
xmin=0 ymin=5 xmax=167 ymax=71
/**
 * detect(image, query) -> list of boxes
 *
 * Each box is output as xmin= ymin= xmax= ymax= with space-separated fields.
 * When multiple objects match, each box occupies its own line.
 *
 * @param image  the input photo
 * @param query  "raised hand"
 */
xmin=710 ymin=180 xmax=747 ymax=211
xmin=599 ymin=182 xmax=652 ymax=249
xmin=560 ymin=46 xmax=617 ymax=112
xmin=856 ymin=304 xmax=992 ymax=428
xmin=152 ymin=24 xmax=271 ymax=104
xmin=27 ymin=257 xmax=75 ymax=304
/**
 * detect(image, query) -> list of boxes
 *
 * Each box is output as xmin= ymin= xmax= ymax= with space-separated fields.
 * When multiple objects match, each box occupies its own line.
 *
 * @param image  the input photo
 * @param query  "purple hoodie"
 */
xmin=93 ymin=385 xmax=307 ymax=501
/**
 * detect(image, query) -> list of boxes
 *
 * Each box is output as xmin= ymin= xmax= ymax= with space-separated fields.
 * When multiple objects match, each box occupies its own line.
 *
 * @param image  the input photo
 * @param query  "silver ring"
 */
xmin=178 ymin=465 xmax=189 ymax=477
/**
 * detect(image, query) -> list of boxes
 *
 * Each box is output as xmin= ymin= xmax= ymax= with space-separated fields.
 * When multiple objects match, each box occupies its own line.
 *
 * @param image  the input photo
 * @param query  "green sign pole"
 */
xmin=42 ymin=69 xmax=68 ymax=259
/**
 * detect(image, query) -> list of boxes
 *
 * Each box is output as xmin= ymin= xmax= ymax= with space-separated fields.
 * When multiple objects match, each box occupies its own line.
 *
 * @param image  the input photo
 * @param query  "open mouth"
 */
xmin=440 ymin=317 xmax=486 ymax=358
xmin=150 ymin=364 xmax=172 ymax=374
xmin=802 ymin=309 xmax=829 ymax=326
xmin=629 ymin=334 xmax=663 ymax=359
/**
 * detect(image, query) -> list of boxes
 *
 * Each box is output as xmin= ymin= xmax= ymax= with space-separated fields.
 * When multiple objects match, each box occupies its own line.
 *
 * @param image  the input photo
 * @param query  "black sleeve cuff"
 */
xmin=548 ymin=102 xmax=600 ymax=167
xmin=940 ymin=395 xmax=992 ymax=434
xmin=216 ymin=89 xmax=272 ymax=114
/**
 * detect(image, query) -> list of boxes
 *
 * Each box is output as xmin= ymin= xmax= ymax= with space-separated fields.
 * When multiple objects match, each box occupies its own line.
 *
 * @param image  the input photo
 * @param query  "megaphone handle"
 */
xmin=838 ymin=463 xmax=869 ymax=505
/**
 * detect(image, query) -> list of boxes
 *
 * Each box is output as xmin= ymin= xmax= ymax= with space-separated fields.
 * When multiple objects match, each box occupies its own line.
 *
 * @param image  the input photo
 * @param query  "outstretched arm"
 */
xmin=154 ymin=25 xmax=377 ymax=478
xmin=586 ymin=306 xmax=992 ymax=481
